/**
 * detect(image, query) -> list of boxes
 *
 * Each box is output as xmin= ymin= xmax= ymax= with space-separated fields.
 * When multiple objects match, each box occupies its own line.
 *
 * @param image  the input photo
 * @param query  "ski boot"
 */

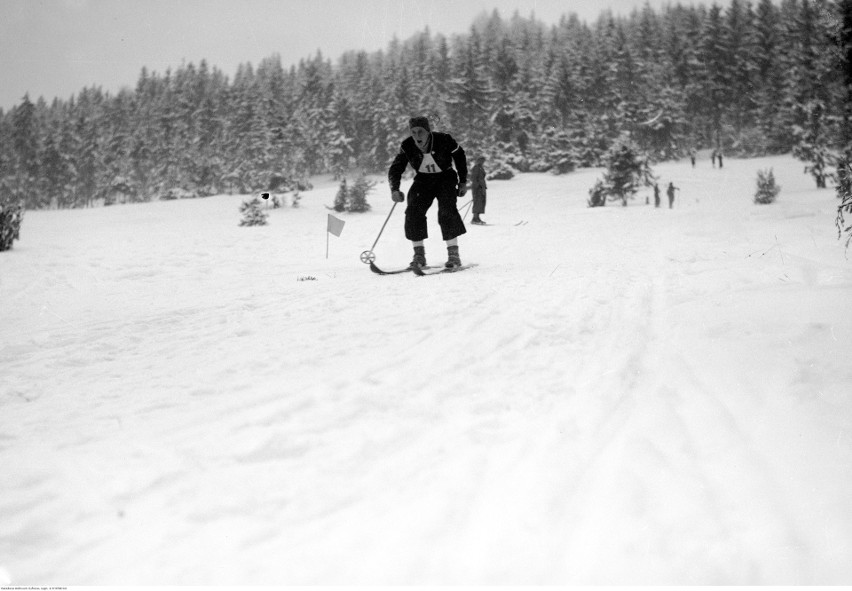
xmin=409 ymin=245 xmax=426 ymax=269
xmin=445 ymin=245 xmax=461 ymax=269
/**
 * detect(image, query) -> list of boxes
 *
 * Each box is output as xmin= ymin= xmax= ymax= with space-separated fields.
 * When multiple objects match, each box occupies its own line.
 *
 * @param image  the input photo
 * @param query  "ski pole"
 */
xmin=458 ymin=199 xmax=473 ymax=222
xmin=360 ymin=201 xmax=398 ymax=264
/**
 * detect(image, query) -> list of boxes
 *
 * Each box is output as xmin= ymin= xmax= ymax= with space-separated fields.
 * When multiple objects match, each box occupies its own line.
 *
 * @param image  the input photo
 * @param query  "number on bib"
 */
xmin=418 ymin=153 xmax=441 ymax=174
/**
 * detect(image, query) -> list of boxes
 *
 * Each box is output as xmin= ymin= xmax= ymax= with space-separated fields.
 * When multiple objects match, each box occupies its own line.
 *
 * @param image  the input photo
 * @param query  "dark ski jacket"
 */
xmin=388 ymin=132 xmax=467 ymax=191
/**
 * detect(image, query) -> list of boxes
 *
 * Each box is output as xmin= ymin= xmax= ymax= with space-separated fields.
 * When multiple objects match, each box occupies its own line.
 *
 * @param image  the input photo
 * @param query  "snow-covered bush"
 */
xmin=587 ymin=179 xmax=607 ymax=208
xmin=486 ymin=163 xmax=515 ymax=181
xmin=754 ymin=168 xmax=781 ymax=204
xmin=0 ymin=200 xmax=24 ymax=251
xmin=159 ymin=187 xmax=198 ymax=201
xmin=239 ymin=197 xmax=268 ymax=226
xmin=488 ymin=141 xmax=526 ymax=174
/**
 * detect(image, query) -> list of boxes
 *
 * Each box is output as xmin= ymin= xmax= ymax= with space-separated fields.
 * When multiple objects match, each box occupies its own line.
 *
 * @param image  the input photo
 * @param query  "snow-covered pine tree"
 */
xmin=239 ymin=196 xmax=268 ymax=226
xmin=332 ymin=179 xmax=348 ymax=212
xmin=446 ymin=28 xmax=493 ymax=154
xmin=348 ymin=175 xmax=374 ymax=213
xmin=700 ymin=5 xmax=730 ymax=149
xmin=11 ymin=95 xmax=38 ymax=207
xmin=539 ymin=126 xmax=576 ymax=174
xmin=792 ymin=100 xmax=834 ymax=189
xmin=837 ymin=157 xmax=852 ymax=251
xmin=598 ymin=137 xmax=654 ymax=206
xmin=754 ymin=168 xmax=780 ymax=204
xmin=834 ymin=0 xmax=852 ymax=252
xmin=753 ymin=0 xmax=788 ymax=153
xmin=327 ymin=92 xmax=354 ymax=177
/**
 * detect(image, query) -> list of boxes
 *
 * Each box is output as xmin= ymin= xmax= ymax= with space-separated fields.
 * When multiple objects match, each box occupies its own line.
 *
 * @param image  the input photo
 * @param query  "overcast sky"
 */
xmin=1 ymin=0 xmax=696 ymax=111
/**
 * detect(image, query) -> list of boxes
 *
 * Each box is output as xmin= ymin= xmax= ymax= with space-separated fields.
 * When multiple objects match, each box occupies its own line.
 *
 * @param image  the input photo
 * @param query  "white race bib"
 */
xmin=418 ymin=153 xmax=441 ymax=174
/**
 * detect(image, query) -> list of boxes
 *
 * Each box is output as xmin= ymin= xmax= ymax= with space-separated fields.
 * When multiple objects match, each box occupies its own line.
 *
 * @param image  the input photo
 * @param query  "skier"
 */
xmin=690 ymin=149 xmax=696 ymax=168
xmin=470 ymin=156 xmax=487 ymax=224
xmin=654 ymin=183 xmax=661 ymax=208
xmin=667 ymin=181 xmax=679 ymax=209
xmin=388 ymin=116 xmax=468 ymax=269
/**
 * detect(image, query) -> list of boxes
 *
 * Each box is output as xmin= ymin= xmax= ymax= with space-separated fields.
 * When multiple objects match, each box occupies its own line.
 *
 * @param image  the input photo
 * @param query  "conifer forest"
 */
xmin=2 ymin=0 xmax=852 ymax=211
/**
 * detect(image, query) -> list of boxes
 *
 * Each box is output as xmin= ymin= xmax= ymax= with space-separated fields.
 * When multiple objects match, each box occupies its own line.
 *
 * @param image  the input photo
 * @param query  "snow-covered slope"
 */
xmin=1 ymin=154 xmax=850 ymax=585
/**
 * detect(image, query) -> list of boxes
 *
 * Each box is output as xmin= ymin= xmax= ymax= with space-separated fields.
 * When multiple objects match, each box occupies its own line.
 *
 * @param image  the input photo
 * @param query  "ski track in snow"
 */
xmin=1 ymin=155 xmax=851 ymax=584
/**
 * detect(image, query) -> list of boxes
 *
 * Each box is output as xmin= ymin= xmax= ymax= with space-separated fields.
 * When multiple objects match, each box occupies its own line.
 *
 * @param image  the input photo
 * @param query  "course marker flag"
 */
xmin=327 ymin=214 xmax=345 ymax=237
xmin=326 ymin=214 xmax=345 ymax=258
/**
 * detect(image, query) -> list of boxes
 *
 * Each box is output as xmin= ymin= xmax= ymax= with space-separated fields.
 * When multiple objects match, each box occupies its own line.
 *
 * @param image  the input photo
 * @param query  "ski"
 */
xmin=412 ymin=263 xmax=478 ymax=276
xmin=370 ymin=262 xmax=415 ymax=275
xmin=369 ymin=262 xmax=439 ymax=275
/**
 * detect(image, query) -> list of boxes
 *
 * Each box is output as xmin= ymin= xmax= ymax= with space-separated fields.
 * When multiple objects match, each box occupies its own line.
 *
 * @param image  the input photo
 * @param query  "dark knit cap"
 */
xmin=408 ymin=116 xmax=430 ymax=131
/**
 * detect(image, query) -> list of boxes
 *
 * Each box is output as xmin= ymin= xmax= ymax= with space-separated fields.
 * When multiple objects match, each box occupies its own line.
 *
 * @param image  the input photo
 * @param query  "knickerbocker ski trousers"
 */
xmin=404 ymin=172 xmax=466 ymax=242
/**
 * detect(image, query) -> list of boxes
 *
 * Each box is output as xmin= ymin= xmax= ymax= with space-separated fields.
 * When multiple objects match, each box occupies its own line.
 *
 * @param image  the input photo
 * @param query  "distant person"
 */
xmin=470 ymin=156 xmax=487 ymax=225
xmin=717 ymin=152 xmax=724 ymax=168
xmin=654 ymin=183 xmax=661 ymax=208
xmin=690 ymin=149 xmax=696 ymax=168
xmin=711 ymin=149 xmax=717 ymax=168
xmin=667 ymin=182 xmax=678 ymax=209
xmin=388 ymin=115 xmax=468 ymax=269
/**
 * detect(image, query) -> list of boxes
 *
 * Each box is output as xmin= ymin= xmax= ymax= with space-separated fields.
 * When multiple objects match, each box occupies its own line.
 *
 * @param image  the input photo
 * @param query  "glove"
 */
xmin=391 ymin=190 xmax=405 ymax=203
xmin=458 ymin=183 xmax=468 ymax=197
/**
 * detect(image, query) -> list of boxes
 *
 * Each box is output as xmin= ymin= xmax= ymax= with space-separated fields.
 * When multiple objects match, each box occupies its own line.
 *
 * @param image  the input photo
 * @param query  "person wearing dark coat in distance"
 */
xmin=470 ymin=156 xmax=488 ymax=225
xmin=667 ymin=181 xmax=679 ymax=209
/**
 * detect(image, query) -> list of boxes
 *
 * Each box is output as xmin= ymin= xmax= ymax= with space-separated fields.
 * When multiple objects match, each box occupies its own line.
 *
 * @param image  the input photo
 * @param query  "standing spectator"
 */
xmin=667 ymin=182 xmax=679 ymax=209
xmin=718 ymin=152 xmax=724 ymax=168
xmin=654 ymin=183 xmax=661 ymax=208
xmin=470 ymin=156 xmax=487 ymax=225
xmin=690 ymin=149 xmax=696 ymax=168
xmin=711 ymin=149 xmax=717 ymax=168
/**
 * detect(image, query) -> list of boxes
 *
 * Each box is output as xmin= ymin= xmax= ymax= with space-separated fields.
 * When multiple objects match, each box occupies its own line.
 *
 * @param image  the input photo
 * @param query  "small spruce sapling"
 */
xmin=754 ymin=168 xmax=780 ymax=204
xmin=0 ymin=200 xmax=24 ymax=252
xmin=239 ymin=197 xmax=269 ymax=226
xmin=588 ymin=137 xmax=653 ymax=207
xmin=332 ymin=180 xmax=348 ymax=212
xmin=348 ymin=175 xmax=375 ymax=213
xmin=330 ymin=176 xmax=374 ymax=212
